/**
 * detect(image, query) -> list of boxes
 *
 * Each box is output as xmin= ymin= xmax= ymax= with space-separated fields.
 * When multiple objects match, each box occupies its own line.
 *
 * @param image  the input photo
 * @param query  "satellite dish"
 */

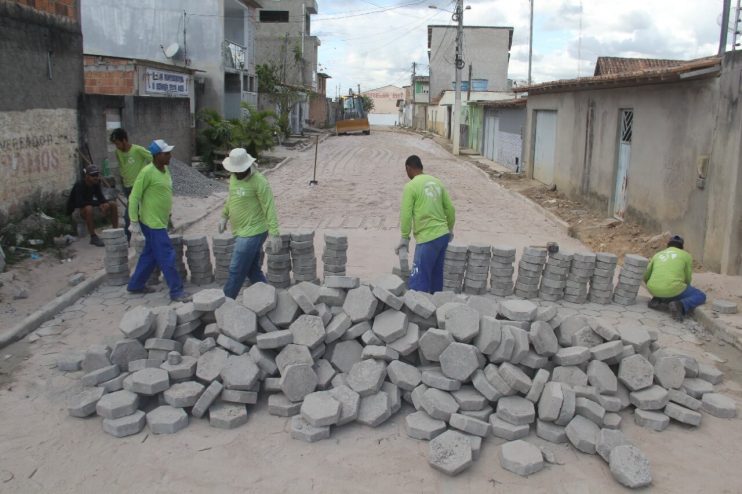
xmin=164 ymin=43 xmax=180 ymax=58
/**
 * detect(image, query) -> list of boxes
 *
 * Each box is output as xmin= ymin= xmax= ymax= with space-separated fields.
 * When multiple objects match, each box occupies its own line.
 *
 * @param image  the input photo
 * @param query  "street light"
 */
xmin=429 ymin=2 xmax=469 ymax=156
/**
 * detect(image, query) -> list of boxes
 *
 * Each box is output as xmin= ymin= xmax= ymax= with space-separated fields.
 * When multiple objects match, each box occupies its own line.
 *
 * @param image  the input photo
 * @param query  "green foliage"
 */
xmin=256 ymin=62 xmax=304 ymax=138
xmin=196 ymin=109 xmax=233 ymax=171
xmin=230 ymin=102 xmax=278 ymax=159
xmin=361 ymin=95 xmax=375 ymax=113
xmin=256 ymin=63 xmax=281 ymax=94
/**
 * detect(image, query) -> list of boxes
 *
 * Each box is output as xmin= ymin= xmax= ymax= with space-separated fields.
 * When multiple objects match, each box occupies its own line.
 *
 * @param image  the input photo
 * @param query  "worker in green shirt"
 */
xmin=127 ymin=139 xmax=190 ymax=302
xmin=395 ymin=155 xmax=455 ymax=293
xmin=644 ymin=235 xmax=706 ymax=321
xmin=219 ymin=148 xmax=282 ymax=299
xmin=110 ymin=128 xmax=153 ymax=243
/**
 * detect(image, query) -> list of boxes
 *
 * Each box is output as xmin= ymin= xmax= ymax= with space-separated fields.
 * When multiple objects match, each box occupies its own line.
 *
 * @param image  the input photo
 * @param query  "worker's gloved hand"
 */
xmin=128 ymin=221 xmax=143 ymax=241
xmin=394 ymin=237 xmax=410 ymax=255
xmin=268 ymin=235 xmax=283 ymax=254
xmin=449 ymin=231 xmax=454 ymax=242
xmin=218 ymin=218 xmax=228 ymax=234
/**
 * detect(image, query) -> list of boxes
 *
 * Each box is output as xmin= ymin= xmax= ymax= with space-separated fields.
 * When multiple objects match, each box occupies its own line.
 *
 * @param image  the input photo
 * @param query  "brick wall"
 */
xmin=84 ymin=56 xmax=136 ymax=95
xmin=9 ymin=0 xmax=76 ymax=20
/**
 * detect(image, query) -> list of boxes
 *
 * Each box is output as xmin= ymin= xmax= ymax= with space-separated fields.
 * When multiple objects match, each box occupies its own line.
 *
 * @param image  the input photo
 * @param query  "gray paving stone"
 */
xmin=324 ymin=312 xmax=352 ymax=343
xmin=404 ymin=290 xmax=437 ymax=318
xmin=68 ymin=387 xmax=106 ymax=418
xmin=57 ymin=352 xmax=85 ymax=372
xmin=444 ymin=305 xmax=480 ymax=342
xmin=275 ymin=344 xmax=313 ymax=375
xmin=509 ymin=327 xmax=530 ymax=364
xmin=566 ymin=415 xmax=600 ymax=454
xmin=175 ymin=302 xmax=203 ymax=324
xmin=597 ymin=394 xmax=622 ymax=413
xmin=356 ymin=391 xmax=392 ymax=427
xmin=220 ymin=389 xmax=258 ymax=405
xmin=147 ymin=405 xmax=188 ymax=434
xmin=99 ymin=371 xmax=130 ymax=393
xmin=268 ymin=393 xmax=302 ymax=416
xmin=450 ymin=413 xmax=491 ymax=437
xmin=551 ymin=366 xmax=588 ymax=387
xmin=421 ymin=388 xmax=460 ymax=421
xmin=290 ymin=415 xmax=331 ymax=442
xmin=529 ymin=321 xmax=558 ymax=356
xmin=256 ymin=329 xmax=293 ymax=350
xmin=196 ymin=347 xmax=230 ymax=383
xmin=596 ymin=428 xmax=631 ymax=462
xmin=125 ymin=368 xmax=169 ymax=395
xmin=498 ymin=362 xmax=533 ymax=394
xmin=553 ymin=346 xmax=591 ymax=366
xmin=96 ymin=389 xmax=139 ymax=419
xmin=603 ymin=412 xmax=622 ymax=429
xmin=152 ymin=307 xmax=177 ymax=340
xmin=609 ymin=445 xmax=652 ymax=489
xmin=160 ymin=355 xmax=197 ymax=381
xmin=451 ymin=385 xmax=487 ymax=411
xmin=288 ymin=282 xmax=319 ymax=315
xmin=586 ymin=360 xmax=617 ymax=394
xmin=82 ymin=364 xmax=120 ymax=387
xmin=590 ymin=340 xmax=624 ymax=361
xmin=664 ymin=402 xmax=702 ymax=426
xmin=682 ymin=377 xmax=714 ymax=399
xmin=220 ymin=355 xmax=260 ymax=390
xmin=82 ymin=344 xmax=112 ymax=373
xmin=301 ymin=391 xmax=342 ymax=426
xmin=439 ymin=342 xmax=481 ymax=382
xmin=471 ymin=369 xmax=500 ymax=401
xmin=423 ymin=368 xmax=462 ymax=391
xmin=280 ymin=364 xmax=318 ymax=402
xmin=428 ymin=430 xmax=474 ymax=476
xmin=575 ymin=397 xmax=606 ymax=425
xmin=372 ymin=273 xmax=406 ymax=296
xmin=119 ymin=306 xmax=155 ymax=340
xmin=193 ymin=289 xmax=226 ymax=312
xmin=329 ymin=340 xmax=363 ymax=373
xmin=667 ymin=389 xmax=702 ymax=411
xmin=324 ymin=275 xmax=359 ymax=289
xmin=387 ymin=322 xmax=420 ymax=356
xmin=630 ymin=385 xmax=669 ymax=410
xmin=313 ymin=358 xmax=336 ymax=389
xmin=163 ymin=381 xmax=205 ymax=407
xmin=328 ymin=385 xmax=361 ymax=425
xmin=372 ymin=285 xmax=404 ymax=310
xmin=461 ymin=406 xmax=493 ymax=422
xmin=343 ymin=285 xmax=379 ymax=323
xmin=701 ymin=393 xmax=737 ymax=418
xmin=500 ymin=440 xmax=544 ymax=477
xmin=208 ymin=401 xmax=248 ymax=429
xmin=489 ymin=325 xmax=515 ymax=363
xmin=499 ymin=299 xmax=538 ymax=321
xmin=268 ymin=290 xmax=302 ymax=328
xmin=634 ymin=409 xmax=669 ymax=431
xmin=109 ymin=339 xmax=147 ymax=372
xmin=191 ymin=381 xmax=223 ymax=418
xmin=497 ymin=396 xmax=536 ymax=425
xmin=216 ymin=299 xmax=257 ymax=342
xmin=474 ymin=317 xmax=501 ymax=355
xmin=386 ymin=360 xmax=421 ymax=391
xmin=618 ymin=354 xmax=654 ymax=391
xmin=372 ymin=309 xmax=409 ymax=343
xmin=405 ymin=411 xmax=447 ymax=440
xmin=697 ymin=364 xmax=723 ymax=385
xmin=484 ymin=364 xmax=516 ymax=396
xmin=418 ymin=328 xmax=454 ymax=362
xmin=129 ymin=358 xmax=164 ymax=372
xmin=536 ymin=419 xmax=567 ymax=443
xmin=711 ymin=299 xmax=738 ymax=314
xmin=288 ymin=315 xmax=326 ymax=349
xmin=241 ymin=282 xmax=277 ymax=315
xmin=556 ymin=315 xmax=590 ymax=346
xmin=346 ymin=359 xmax=387 ymax=397
xmin=525 ymin=369 xmax=550 ymax=403
xmin=555 ymin=385 xmax=577 ymax=426
xmin=102 ymin=410 xmax=146 ymax=438
xmin=617 ymin=326 xmax=652 ymax=352
xmin=360 ymin=329 xmax=383 ymax=346
xmin=490 ymin=415 xmax=530 ymax=440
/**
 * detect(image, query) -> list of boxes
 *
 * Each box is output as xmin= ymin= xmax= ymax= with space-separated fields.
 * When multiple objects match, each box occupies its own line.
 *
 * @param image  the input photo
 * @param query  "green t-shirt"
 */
xmin=128 ymin=163 xmax=173 ymax=229
xmin=222 ymin=171 xmax=280 ymax=238
xmin=643 ymin=247 xmax=693 ymax=298
xmin=116 ymin=144 xmax=153 ymax=188
xmin=400 ymin=173 xmax=455 ymax=244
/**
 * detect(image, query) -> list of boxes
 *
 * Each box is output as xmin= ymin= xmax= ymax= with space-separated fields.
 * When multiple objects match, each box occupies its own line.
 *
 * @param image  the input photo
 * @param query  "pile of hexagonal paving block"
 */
xmin=60 ymin=276 xmax=737 ymax=489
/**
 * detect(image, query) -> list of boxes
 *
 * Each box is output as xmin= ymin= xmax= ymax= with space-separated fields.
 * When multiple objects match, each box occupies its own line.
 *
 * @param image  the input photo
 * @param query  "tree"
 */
xmin=230 ymin=102 xmax=278 ymax=159
xmin=361 ymin=95 xmax=375 ymax=113
xmin=257 ymin=62 xmax=304 ymax=138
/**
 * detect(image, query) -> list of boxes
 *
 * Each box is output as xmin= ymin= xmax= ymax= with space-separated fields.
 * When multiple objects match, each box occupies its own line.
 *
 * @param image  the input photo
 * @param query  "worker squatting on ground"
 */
xmin=644 ymin=234 xmax=706 ymax=321
xmin=395 ymin=155 xmax=456 ymax=294
xmin=219 ymin=148 xmax=282 ymax=299
xmin=66 ymin=164 xmax=118 ymax=247
xmin=110 ymin=128 xmax=152 ymax=243
xmin=126 ymin=139 xmax=190 ymax=302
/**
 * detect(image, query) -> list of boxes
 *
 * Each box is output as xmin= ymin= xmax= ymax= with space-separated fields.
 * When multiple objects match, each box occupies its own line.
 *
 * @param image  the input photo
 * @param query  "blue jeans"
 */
xmin=128 ymin=223 xmax=185 ymax=299
xmin=666 ymin=285 xmax=707 ymax=314
xmin=123 ymin=187 xmax=133 ymax=243
xmin=223 ymin=232 xmax=268 ymax=299
xmin=408 ymin=233 xmax=450 ymax=294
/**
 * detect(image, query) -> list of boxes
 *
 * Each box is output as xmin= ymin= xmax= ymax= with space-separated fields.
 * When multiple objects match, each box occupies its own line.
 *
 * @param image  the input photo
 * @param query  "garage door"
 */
xmin=533 ymin=110 xmax=557 ymax=185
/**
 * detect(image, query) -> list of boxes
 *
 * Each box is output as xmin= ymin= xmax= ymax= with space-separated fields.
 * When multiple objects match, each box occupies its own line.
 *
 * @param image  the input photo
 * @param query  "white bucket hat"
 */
xmin=223 ymin=148 xmax=256 ymax=173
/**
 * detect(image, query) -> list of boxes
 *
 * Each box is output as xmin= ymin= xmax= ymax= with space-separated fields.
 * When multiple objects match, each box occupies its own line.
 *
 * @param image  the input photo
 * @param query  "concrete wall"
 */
xmin=363 ymin=85 xmax=405 ymax=115
xmin=255 ymin=35 xmax=319 ymax=90
xmin=523 ymin=79 xmax=718 ymax=266
xmin=428 ymin=26 xmax=511 ymax=100
xmin=0 ymin=2 xmax=83 ymax=223
xmin=427 ymin=105 xmax=448 ymax=137
xmin=308 ymin=93 xmax=330 ymax=127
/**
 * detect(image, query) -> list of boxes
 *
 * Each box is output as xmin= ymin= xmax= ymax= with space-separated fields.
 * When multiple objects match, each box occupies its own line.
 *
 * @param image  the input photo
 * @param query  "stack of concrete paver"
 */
xmin=589 ymin=253 xmax=618 ymax=305
xmin=184 ymin=236 xmax=214 ymax=286
xmin=132 ymin=235 xmax=161 ymax=286
xmin=290 ymin=231 xmax=318 ymax=283
xmin=463 ymin=244 xmax=491 ymax=296
xmin=266 ymin=233 xmax=292 ymax=289
xmin=564 ymin=252 xmax=596 ymax=304
xmin=515 ymin=247 xmax=547 ymax=299
xmin=393 ymin=247 xmax=411 ymax=282
xmin=212 ymin=234 xmax=235 ymax=285
xmin=538 ymin=250 xmax=572 ymax=302
xmin=489 ymin=245 xmax=515 ymax=297
xmin=323 ymin=232 xmax=348 ymax=280
xmin=101 ymin=228 xmax=130 ymax=286
xmin=613 ymin=254 xmax=648 ymax=305
xmin=442 ymin=244 xmax=468 ymax=293
xmin=61 ymin=266 xmax=738 ymax=490
xmin=169 ymin=235 xmax=188 ymax=283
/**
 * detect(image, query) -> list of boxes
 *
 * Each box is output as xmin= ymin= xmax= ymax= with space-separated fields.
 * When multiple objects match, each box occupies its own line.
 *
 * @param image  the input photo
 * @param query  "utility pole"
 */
xmin=411 ymin=62 xmax=416 ymax=128
xmin=452 ymin=0 xmax=464 ymax=156
xmin=467 ymin=64 xmax=472 ymax=101
xmin=721 ymin=0 xmax=732 ymax=55
xmin=528 ymin=0 xmax=534 ymax=86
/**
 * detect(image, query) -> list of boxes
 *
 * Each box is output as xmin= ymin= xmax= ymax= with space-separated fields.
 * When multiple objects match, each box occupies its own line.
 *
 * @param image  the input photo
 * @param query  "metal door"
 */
xmin=533 ymin=110 xmax=557 ymax=185
xmin=483 ymin=110 xmax=497 ymax=160
xmin=613 ymin=109 xmax=633 ymax=219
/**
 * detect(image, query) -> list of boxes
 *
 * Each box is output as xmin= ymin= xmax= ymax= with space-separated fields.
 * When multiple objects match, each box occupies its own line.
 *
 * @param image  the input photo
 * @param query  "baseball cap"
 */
xmin=148 ymin=139 xmax=175 ymax=155
xmin=670 ymin=234 xmax=684 ymax=246
xmin=85 ymin=165 xmax=100 ymax=176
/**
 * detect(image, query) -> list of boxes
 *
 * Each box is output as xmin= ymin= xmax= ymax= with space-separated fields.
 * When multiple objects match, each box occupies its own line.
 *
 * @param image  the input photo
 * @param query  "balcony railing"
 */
xmin=223 ymin=41 xmax=246 ymax=70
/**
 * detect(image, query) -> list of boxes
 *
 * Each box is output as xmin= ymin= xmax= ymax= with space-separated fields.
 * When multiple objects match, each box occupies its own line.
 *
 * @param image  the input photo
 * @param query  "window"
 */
xmin=259 ymin=10 xmax=289 ymax=22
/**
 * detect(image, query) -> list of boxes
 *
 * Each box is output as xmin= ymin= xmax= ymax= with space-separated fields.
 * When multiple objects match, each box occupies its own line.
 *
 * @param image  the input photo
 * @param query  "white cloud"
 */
xmin=315 ymin=0 xmax=730 ymax=96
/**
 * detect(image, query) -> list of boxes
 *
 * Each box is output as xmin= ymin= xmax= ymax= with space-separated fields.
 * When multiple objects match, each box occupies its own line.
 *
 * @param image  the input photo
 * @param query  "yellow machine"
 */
xmin=335 ymin=92 xmax=370 ymax=135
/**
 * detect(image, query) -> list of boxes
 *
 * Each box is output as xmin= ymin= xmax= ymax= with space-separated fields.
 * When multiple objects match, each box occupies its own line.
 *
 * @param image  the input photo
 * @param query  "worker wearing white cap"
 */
xmin=127 ymin=139 xmax=190 ymax=302
xmin=220 ymin=148 xmax=281 ymax=299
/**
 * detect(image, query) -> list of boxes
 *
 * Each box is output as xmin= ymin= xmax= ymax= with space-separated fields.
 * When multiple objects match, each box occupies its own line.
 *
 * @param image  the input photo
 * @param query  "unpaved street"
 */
xmin=0 ymin=130 xmax=740 ymax=493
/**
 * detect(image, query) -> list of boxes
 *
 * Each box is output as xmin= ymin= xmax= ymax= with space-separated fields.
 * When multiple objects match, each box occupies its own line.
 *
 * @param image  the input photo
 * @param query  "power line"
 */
xmin=315 ymin=0 xmax=430 ymax=21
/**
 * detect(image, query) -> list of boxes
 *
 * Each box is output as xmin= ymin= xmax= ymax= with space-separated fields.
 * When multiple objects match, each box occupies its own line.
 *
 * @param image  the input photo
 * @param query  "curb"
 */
xmin=0 ymin=268 xmax=108 ymax=348
xmin=693 ymin=307 xmax=742 ymax=352
xmin=262 ymin=156 xmax=293 ymax=176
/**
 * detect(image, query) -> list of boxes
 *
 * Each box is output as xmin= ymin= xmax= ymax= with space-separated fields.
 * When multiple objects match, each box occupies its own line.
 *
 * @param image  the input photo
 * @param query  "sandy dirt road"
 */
xmin=0 ymin=129 xmax=740 ymax=493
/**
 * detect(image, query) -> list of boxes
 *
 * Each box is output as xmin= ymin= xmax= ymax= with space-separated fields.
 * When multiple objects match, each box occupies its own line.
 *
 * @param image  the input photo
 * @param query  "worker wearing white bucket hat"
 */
xmin=220 ymin=148 xmax=282 ymax=299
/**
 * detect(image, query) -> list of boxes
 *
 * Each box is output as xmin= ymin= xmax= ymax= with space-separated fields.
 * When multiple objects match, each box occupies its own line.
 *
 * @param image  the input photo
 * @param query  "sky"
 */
xmin=312 ymin=0 xmax=733 ymax=96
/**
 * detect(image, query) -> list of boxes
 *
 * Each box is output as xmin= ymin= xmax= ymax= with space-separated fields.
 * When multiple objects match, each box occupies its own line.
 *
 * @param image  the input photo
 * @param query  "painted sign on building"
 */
xmin=145 ymin=69 xmax=190 ymax=97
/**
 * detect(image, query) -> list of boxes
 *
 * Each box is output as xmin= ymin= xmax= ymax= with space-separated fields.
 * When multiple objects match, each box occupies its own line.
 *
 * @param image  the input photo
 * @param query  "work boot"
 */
xmin=90 ymin=234 xmax=104 ymax=247
xmin=668 ymin=301 xmax=684 ymax=322
xmin=171 ymin=291 xmax=192 ymax=303
xmin=648 ymin=297 xmax=667 ymax=311
xmin=127 ymin=286 xmax=156 ymax=295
